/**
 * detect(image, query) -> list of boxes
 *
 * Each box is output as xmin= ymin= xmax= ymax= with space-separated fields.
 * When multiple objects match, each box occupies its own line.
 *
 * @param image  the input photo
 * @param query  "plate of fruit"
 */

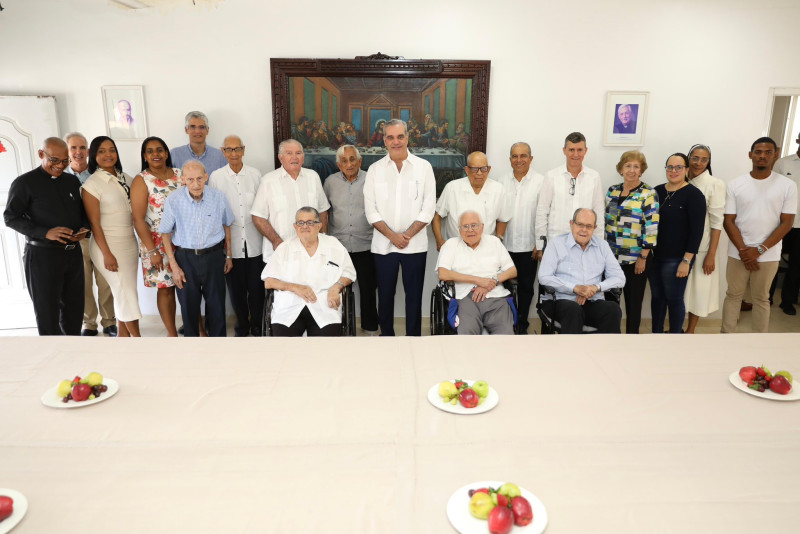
xmin=729 ymin=365 xmax=797 ymax=401
xmin=41 ymin=372 xmax=119 ymax=408
xmin=428 ymin=379 xmax=498 ymax=415
xmin=0 ymin=489 xmax=27 ymax=534
xmin=447 ymin=481 xmax=547 ymax=534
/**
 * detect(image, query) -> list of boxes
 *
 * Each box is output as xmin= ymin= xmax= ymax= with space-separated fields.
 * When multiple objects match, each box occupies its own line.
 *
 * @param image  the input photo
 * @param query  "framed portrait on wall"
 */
xmin=102 ymin=85 xmax=148 ymax=141
xmin=603 ymin=91 xmax=649 ymax=147
xmin=270 ymin=54 xmax=490 ymax=196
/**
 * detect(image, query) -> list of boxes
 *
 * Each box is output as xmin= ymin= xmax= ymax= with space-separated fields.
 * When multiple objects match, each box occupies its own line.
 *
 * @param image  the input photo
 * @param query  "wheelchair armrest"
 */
xmin=540 ymin=285 xmax=556 ymax=296
xmin=503 ymin=278 xmax=518 ymax=291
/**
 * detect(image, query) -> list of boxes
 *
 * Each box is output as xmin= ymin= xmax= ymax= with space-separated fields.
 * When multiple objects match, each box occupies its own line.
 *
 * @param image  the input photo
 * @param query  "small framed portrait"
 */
xmin=603 ymin=91 xmax=649 ymax=147
xmin=102 ymin=85 xmax=148 ymax=140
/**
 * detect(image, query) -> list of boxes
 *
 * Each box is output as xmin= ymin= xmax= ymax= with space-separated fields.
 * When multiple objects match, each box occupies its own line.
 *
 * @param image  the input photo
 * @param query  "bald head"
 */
xmin=39 ymin=137 xmax=69 ymax=177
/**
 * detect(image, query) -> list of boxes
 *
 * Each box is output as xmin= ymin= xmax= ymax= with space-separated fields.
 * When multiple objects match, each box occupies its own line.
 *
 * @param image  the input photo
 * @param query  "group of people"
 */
xmin=4 ymin=110 xmax=798 ymax=337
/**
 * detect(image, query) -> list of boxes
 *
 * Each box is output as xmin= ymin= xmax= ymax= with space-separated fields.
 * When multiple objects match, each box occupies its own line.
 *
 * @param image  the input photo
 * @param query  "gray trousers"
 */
xmin=456 ymin=295 xmax=514 ymax=335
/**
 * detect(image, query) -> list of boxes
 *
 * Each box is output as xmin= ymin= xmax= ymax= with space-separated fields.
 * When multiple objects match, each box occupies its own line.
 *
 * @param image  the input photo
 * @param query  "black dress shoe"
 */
xmin=250 ymin=326 xmax=262 ymax=337
xmin=781 ymin=304 xmax=797 ymax=316
xmin=105 ymin=325 xmax=118 ymax=337
xmin=178 ymin=325 xmax=184 ymax=336
xmin=81 ymin=329 xmax=98 ymax=336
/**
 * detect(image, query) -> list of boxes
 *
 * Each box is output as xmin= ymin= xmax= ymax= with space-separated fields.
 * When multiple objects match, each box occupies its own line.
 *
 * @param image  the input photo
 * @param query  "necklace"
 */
xmin=663 ymin=183 xmax=686 ymax=204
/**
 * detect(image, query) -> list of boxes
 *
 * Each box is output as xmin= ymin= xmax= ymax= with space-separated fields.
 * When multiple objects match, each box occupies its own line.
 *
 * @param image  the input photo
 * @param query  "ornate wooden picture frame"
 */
xmin=270 ymin=54 xmax=490 ymax=195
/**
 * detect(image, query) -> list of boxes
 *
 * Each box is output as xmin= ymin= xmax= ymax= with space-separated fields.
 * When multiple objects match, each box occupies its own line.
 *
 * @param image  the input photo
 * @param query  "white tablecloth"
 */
xmin=2 ymin=334 xmax=799 ymax=533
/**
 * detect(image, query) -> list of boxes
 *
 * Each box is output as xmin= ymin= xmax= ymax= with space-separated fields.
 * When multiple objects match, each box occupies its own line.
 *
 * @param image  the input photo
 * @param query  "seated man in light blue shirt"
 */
xmin=170 ymin=111 xmax=227 ymax=175
xmin=539 ymin=208 xmax=625 ymax=333
xmin=159 ymin=161 xmax=235 ymax=337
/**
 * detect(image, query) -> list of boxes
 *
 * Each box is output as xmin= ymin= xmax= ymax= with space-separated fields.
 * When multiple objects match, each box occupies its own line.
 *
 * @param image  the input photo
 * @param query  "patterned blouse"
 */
xmin=605 ymin=182 xmax=659 ymax=264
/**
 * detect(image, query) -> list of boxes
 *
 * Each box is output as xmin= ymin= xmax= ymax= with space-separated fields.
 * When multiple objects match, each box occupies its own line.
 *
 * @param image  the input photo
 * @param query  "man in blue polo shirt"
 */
xmin=170 ymin=111 xmax=227 ymax=175
xmin=160 ymin=161 xmax=235 ymax=337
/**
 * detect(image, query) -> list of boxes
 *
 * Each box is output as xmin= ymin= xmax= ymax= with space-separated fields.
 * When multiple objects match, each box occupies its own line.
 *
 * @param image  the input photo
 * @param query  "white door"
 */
xmin=0 ymin=95 xmax=60 ymax=330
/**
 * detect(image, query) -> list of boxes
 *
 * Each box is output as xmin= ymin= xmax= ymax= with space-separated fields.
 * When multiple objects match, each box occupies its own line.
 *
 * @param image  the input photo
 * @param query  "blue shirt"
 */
xmin=159 ymin=186 xmax=234 ymax=249
xmin=170 ymin=144 xmax=227 ymax=175
xmin=538 ymin=233 xmax=625 ymax=301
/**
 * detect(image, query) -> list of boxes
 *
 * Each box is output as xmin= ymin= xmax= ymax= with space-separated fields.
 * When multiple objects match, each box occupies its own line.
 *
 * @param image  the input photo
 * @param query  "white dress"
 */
xmin=685 ymin=170 xmax=726 ymax=316
xmin=82 ymin=170 xmax=142 ymax=322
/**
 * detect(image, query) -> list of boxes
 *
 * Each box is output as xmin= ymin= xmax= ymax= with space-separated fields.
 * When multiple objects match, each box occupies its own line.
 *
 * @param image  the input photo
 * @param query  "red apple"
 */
xmin=496 ymin=493 xmax=509 ymax=508
xmin=459 ymin=388 xmax=479 ymax=408
xmin=487 ymin=504 xmax=514 ymax=534
xmin=0 ymin=495 xmax=13 ymax=522
xmin=739 ymin=366 xmax=757 ymax=386
xmin=511 ymin=495 xmax=533 ymax=526
xmin=769 ymin=375 xmax=792 ymax=395
xmin=72 ymin=383 xmax=92 ymax=402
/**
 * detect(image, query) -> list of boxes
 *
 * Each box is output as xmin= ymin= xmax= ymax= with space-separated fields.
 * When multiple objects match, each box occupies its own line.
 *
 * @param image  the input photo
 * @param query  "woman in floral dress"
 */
xmin=131 ymin=136 xmax=182 ymax=336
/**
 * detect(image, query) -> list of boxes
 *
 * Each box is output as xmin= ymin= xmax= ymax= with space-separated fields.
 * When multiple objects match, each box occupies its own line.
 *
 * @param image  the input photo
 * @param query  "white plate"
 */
xmin=728 ymin=371 xmax=799 ymax=401
xmin=427 ymin=379 xmax=499 ymax=415
xmin=0 ymin=488 xmax=28 ymax=534
xmin=447 ymin=480 xmax=548 ymax=534
xmin=40 ymin=378 xmax=119 ymax=409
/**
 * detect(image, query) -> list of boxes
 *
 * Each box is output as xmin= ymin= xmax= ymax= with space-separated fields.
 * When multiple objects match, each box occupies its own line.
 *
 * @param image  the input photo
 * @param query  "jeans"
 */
xmin=648 ymin=257 xmax=690 ymax=333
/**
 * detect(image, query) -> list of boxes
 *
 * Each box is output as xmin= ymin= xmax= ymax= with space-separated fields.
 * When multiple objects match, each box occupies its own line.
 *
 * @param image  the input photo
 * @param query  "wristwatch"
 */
xmin=492 ymin=276 xmax=499 ymax=283
xmin=757 ymin=244 xmax=768 ymax=255
xmin=681 ymin=257 xmax=691 ymax=264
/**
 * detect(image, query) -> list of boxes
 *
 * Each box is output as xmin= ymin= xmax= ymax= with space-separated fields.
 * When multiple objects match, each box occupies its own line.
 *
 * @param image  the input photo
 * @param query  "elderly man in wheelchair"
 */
xmin=435 ymin=210 xmax=518 ymax=335
xmin=261 ymin=207 xmax=355 ymax=336
xmin=538 ymin=208 xmax=625 ymax=334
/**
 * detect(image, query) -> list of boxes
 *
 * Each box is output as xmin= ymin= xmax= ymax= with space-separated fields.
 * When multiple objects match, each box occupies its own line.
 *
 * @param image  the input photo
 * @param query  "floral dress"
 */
xmin=140 ymin=168 xmax=182 ymax=288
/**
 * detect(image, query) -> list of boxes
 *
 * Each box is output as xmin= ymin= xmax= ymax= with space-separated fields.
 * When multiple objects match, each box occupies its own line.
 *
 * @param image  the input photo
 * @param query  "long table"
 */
xmin=2 ymin=334 xmax=800 ymax=533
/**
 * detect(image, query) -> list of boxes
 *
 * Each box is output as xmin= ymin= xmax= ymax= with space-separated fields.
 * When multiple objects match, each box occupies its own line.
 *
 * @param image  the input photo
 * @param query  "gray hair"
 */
xmin=279 ymin=139 xmax=303 ymax=155
xmin=184 ymin=111 xmax=209 ymax=128
xmin=182 ymin=160 xmax=207 ymax=175
xmin=336 ymin=144 xmax=361 ymax=161
xmin=223 ymin=134 xmax=243 ymax=146
xmin=571 ymin=208 xmax=596 ymax=225
xmin=458 ymin=209 xmax=484 ymax=226
xmin=510 ymin=142 xmax=531 ymax=156
xmin=564 ymin=131 xmax=586 ymax=148
xmin=384 ymin=118 xmax=408 ymax=135
xmin=63 ymin=132 xmax=87 ymax=145
xmin=42 ymin=137 xmax=67 ymax=151
xmin=296 ymin=206 xmax=319 ymax=220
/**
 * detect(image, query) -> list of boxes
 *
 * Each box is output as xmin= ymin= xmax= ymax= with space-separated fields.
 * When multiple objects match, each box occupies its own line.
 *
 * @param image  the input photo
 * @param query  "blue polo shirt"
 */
xmin=170 ymin=144 xmax=227 ymax=175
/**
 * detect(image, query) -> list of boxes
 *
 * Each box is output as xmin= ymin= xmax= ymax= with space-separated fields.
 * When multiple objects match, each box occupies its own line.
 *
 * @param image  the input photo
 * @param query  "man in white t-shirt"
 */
xmin=432 ymin=151 xmax=510 ymax=249
xmin=721 ymin=137 xmax=797 ymax=333
xmin=773 ymin=131 xmax=800 ymax=315
xmin=436 ymin=210 xmax=517 ymax=335
xmin=495 ymin=142 xmax=545 ymax=334
xmin=535 ymin=131 xmax=605 ymax=259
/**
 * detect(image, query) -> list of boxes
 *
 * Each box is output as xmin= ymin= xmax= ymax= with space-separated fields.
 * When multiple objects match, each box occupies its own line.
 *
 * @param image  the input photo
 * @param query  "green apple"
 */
xmin=472 ymin=380 xmax=489 ymax=398
xmin=497 ymin=483 xmax=522 ymax=499
xmin=776 ymin=370 xmax=793 ymax=384
xmin=57 ymin=380 xmax=72 ymax=398
xmin=438 ymin=381 xmax=457 ymax=400
xmin=469 ymin=492 xmax=495 ymax=519
xmin=85 ymin=372 xmax=103 ymax=387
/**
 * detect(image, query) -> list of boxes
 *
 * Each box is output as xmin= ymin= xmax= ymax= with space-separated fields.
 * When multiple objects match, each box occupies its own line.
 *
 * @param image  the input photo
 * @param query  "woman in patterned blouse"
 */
xmin=605 ymin=151 xmax=659 ymax=334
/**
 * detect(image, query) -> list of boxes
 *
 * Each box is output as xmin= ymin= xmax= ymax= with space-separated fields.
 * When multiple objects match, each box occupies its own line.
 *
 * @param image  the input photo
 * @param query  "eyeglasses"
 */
xmin=467 ymin=166 xmax=490 ymax=174
xmin=460 ymin=223 xmax=484 ymax=231
xmin=43 ymin=151 xmax=70 ymax=166
xmin=294 ymin=220 xmax=320 ymax=227
xmin=572 ymin=222 xmax=596 ymax=230
xmin=222 ymin=146 xmax=245 ymax=154
xmin=689 ymin=156 xmax=709 ymax=164
xmin=569 ymin=176 xmax=576 ymax=196
xmin=666 ymin=165 xmax=686 ymax=172
xmin=188 ymin=125 xmax=208 ymax=131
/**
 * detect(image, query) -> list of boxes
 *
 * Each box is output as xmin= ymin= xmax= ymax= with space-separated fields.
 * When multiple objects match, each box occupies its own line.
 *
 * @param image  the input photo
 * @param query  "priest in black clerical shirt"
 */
xmin=3 ymin=137 xmax=90 ymax=335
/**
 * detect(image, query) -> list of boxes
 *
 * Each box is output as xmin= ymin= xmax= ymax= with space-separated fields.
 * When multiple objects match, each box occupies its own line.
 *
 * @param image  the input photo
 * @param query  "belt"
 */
xmin=27 ymin=239 xmax=79 ymax=251
xmin=176 ymin=240 xmax=224 ymax=256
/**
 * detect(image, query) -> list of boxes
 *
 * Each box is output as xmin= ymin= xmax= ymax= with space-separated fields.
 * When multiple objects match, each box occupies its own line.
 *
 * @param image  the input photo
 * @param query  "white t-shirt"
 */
xmin=725 ymin=172 xmax=797 ymax=262
xmin=495 ymin=170 xmax=545 ymax=252
xmin=436 ymin=235 xmax=514 ymax=300
xmin=261 ymin=234 xmax=356 ymax=327
xmin=773 ymin=154 xmax=800 ymax=229
xmin=250 ymin=167 xmax=330 ymax=261
xmin=435 ymin=177 xmax=511 ymax=240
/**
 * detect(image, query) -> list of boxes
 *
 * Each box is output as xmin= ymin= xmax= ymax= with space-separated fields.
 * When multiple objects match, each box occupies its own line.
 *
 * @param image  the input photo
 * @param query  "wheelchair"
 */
xmin=430 ymin=279 xmax=520 ymax=335
xmin=536 ymin=284 xmax=621 ymax=334
xmin=262 ymin=285 xmax=356 ymax=336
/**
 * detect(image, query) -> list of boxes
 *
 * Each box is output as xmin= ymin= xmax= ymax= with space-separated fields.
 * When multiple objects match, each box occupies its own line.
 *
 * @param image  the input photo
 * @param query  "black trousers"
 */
xmin=509 ymin=251 xmax=537 ymax=333
xmin=272 ymin=306 xmax=341 ymax=337
xmin=541 ymin=299 xmax=622 ymax=334
xmin=781 ymin=228 xmax=800 ymax=307
xmin=176 ymin=247 xmax=227 ymax=337
xmin=349 ymin=250 xmax=379 ymax=332
xmin=23 ymin=244 xmax=84 ymax=336
xmin=618 ymin=260 xmax=649 ymax=334
xmin=225 ymin=254 xmax=266 ymax=336
xmin=374 ymin=252 xmax=427 ymax=336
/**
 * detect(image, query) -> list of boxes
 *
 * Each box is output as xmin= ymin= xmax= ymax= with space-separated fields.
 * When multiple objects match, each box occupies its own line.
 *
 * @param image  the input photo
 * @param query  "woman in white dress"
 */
xmin=684 ymin=144 xmax=726 ymax=333
xmin=82 ymin=136 xmax=142 ymax=337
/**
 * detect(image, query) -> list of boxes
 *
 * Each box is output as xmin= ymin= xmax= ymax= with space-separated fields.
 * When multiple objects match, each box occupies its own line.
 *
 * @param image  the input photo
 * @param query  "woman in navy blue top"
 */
xmin=649 ymin=153 xmax=707 ymax=333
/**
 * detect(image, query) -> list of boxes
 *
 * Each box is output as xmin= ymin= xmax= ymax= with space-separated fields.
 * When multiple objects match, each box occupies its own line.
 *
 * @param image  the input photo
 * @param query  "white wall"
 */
xmin=2 ymin=0 xmax=799 ymax=320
